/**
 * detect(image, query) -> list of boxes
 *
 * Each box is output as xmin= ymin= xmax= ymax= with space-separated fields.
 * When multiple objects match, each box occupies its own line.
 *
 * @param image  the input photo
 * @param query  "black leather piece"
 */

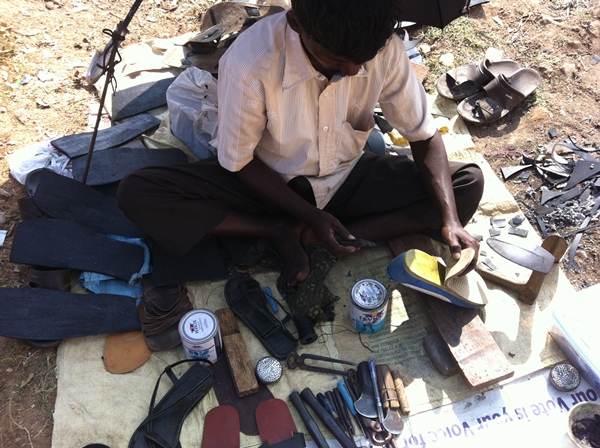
xmin=212 ymin=357 xmax=274 ymax=436
xmin=27 ymin=169 xmax=145 ymax=238
xmin=111 ymin=78 xmax=175 ymax=121
xmin=129 ymin=359 xmax=215 ymax=448
xmin=51 ymin=113 xmax=160 ymax=158
xmin=10 ymin=218 xmax=145 ymax=280
xmin=0 ymin=289 xmax=140 ymax=339
xmin=71 ymin=147 xmax=189 ymax=186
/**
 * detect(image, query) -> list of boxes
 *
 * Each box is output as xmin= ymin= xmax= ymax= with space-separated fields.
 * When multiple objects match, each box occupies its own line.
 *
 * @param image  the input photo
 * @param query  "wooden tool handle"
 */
xmin=376 ymin=364 xmax=399 ymax=409
xmin=391 ymin=370 xmax=410 ymax=415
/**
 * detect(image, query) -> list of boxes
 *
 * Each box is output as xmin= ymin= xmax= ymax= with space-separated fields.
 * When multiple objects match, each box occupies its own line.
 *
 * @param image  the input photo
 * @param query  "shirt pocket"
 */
xmin=336 ymin=118 xmax=375 ymax=164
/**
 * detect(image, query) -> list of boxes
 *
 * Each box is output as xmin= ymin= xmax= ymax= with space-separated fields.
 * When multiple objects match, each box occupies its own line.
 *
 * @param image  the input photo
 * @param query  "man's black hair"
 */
xmin=290 ymin=0 xmax=404 ymax=65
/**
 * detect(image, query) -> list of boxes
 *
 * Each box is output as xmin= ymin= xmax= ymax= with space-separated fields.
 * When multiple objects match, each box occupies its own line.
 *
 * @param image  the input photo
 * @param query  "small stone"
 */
xmin=439 ymin=53 xmax=454 ymax=67
xmin=485 ymin=47 xmax=504 ymax=61
xmin=560 ymin=62 xmax=577 ymax=77
xmin=147 ymin=15 xmax=157 ymax=22
xmin=548 ymin=128 xmax=558 ymax=139
xmin=36 ymin=98 xmax=50 ymax=109
xmin=0 ymin=107 xmax=6 ymax=113
xmin=418 ymin=43 xmax=431 ymax=54
xmin=37 ymin=71 xmax=54 ymax=82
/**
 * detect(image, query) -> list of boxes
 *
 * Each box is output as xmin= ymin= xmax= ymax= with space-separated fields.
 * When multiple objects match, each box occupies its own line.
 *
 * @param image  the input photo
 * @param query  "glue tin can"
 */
xmin=350 ymin=279 xmax=388 ymax=334
xmin=178 ymin=309 xmax=222 ymax=363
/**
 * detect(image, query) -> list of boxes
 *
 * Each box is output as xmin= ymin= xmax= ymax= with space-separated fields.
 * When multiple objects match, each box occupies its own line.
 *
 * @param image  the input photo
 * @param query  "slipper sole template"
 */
xmin=51 ymin=113 xmax=161 ymax=158
xmin=0 ymin=289 xmax=140 ymax=339
xmin=10 ymin=218 xmax=145 ymax=280
xmin=255 ymin=398 xmax=298 ymax=445
xmin=71 ymin=146 xmax=189 ymax=186
xmin=104 ymin=330 xmax=152 ymax=374
xmin=201 ymin=405 xmax=240 ymax=448
xmin=27 ymin=169 xmax=145 ymax=238
xmin=112 ymin=77 xmax=175 ymax=121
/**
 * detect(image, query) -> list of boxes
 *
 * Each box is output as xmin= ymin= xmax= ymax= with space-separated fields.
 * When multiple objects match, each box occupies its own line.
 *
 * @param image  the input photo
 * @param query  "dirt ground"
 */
xmin=0 ymin=0 xmax=599 ymax=446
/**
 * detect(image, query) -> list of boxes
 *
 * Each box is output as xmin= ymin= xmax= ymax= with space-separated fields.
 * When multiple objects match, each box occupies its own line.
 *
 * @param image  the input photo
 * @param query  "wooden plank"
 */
xmin=215 ymin=308 xmax=259 ymax=396
xmin=420 ymin=294 xmax=514 ymax=389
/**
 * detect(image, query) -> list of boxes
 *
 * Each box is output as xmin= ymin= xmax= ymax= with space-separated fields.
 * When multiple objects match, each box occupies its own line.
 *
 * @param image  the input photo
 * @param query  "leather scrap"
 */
xmin=487 ymin=237 xmax=555 ymax=273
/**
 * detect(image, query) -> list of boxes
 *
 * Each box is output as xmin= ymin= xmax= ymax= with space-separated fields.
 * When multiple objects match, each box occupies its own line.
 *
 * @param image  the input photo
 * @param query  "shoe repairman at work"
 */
xmin=117 ymin=0 xmax=485 ymax=288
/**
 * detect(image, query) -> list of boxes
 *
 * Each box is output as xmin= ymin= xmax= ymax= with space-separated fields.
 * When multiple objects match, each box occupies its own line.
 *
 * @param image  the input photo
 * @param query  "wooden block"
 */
xmin=216 ymin=308 xmax=259 ymax=396
xmin=420 ymin=294 xmax=514 ymax=389
xmin=411 ymin=61 xmax=430 ymax=83
xmin=216 ymin=307 xmax=240 ymax=336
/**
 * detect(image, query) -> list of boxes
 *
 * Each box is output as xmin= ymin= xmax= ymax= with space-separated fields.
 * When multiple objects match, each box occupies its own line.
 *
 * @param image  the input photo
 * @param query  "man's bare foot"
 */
xmin=271 ymin=222 xmax=310 ymax=287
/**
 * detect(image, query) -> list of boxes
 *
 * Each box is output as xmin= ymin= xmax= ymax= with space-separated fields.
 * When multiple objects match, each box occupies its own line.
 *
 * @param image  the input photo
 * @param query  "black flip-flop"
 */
xmin=224 ymin=273 xmax=297 ymax=360
xmin=129 ymin=359 xmax=215 ymax=448
xmin=0 ymin=288 xmax=139 ymax=340
xmin=71 ymin=146 xmax=189 ymax=186
xmin=10 ymin=218 xmax=145 ymax=280
xmin=26 ymin=169 xmax=145 ymax=238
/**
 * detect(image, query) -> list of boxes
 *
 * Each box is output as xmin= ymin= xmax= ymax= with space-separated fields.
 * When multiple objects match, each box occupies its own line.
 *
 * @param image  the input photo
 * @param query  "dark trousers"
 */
xmin=117 ymin=152 xmax=484 ymax=257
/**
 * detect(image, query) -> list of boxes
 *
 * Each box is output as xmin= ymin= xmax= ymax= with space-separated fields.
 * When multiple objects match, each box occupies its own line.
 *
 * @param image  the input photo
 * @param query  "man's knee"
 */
xmin=117 ymin=172 xmax=148 ymax=215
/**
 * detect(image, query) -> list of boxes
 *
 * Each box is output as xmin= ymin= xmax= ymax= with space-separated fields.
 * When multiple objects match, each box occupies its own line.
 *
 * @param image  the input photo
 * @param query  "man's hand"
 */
xmin=234 ymin=158 xmax=357 ymax=257
xmin=302 ymin=208 xmax=358 ymax=258
xmin=441 ymin=222 xmax=480 ymax=274
xmin=411 ymin=130 xmax=479 ymax=274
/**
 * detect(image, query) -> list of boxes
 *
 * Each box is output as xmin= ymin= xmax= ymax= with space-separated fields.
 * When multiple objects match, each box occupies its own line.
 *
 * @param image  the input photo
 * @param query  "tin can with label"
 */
xmin=178 ymin=309 xmax=222 ymax=363
xmin=350 ymin=279 xmax=388 ymax=334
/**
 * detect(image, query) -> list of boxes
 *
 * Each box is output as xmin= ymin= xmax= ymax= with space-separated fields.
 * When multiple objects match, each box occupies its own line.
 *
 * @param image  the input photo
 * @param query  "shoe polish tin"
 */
xmin=179 ymin=309 xmax=222 ymax=363
xmin=350 ymin=279 xmax=388 ymax=334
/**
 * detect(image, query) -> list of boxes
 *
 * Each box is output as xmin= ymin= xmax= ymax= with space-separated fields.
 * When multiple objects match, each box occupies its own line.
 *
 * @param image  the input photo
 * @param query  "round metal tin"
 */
xmin=350 ymin=279 xmax=388 ymax=334
xmin=178 ymin=309 xmax=222 ymax=363
xmin=549 ymin=362 xmax=581 ymax=392
xmin=255 ymin=356 xmax=283 ymax=384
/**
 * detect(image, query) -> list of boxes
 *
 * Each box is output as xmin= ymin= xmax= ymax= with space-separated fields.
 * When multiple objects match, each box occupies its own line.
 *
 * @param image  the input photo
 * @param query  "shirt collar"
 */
xmin=282 ymin=22 xmax=368 ymax=90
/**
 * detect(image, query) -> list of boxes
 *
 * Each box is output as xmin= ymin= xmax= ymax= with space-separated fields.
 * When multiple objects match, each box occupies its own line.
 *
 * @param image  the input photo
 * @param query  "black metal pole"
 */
xmin=81 ymin=0 xmax=143 ymax=184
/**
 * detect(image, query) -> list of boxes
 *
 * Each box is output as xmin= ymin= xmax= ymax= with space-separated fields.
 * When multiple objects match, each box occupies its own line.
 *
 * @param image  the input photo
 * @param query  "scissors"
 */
xmin=286 ymin=352 xmax=356 ymax=375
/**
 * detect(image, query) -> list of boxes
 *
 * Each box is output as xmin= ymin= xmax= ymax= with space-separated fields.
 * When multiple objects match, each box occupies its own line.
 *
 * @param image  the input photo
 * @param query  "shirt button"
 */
xmin=322 ymin=126 xmax=329 ymax=132
xmin=323 ymin=92 xmax=328 ymax=97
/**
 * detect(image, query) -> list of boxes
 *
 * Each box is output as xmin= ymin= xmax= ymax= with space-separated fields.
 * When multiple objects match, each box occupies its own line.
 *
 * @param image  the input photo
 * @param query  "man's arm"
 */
xmin=410 ymin=130 xmax=479 ymax=269
xmin=233 ymin=158 xmax=357 ymax=258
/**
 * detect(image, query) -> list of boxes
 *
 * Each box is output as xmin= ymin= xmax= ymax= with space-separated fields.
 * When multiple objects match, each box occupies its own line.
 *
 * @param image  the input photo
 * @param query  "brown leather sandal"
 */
xmin=138 ymin=279 xmax=193 ymax=351
xmin=457 ymin=68 xmax=541 ymax=124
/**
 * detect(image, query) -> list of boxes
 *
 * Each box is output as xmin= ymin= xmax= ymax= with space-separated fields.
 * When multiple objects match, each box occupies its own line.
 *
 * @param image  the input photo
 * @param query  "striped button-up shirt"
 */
xmin=216 ymin=11 xmax=436 ymax=208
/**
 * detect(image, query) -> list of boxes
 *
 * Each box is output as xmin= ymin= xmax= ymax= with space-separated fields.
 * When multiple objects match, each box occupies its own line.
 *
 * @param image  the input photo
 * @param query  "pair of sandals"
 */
xmin=437 ymin=58 xmax=541 ymax=124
